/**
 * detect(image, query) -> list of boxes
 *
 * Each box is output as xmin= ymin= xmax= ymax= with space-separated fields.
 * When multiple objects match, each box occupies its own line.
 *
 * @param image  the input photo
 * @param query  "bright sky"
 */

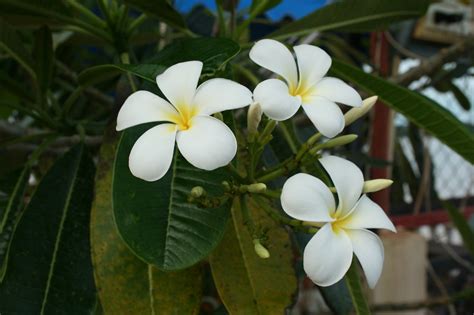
xmin=174 ymin=0 xmax=327 ymax=20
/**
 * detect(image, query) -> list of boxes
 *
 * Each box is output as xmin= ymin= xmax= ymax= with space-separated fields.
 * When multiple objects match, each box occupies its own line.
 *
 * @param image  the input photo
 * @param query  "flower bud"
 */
xmin=253 ymin=239 xmax=270 ymax=259
xmin=190 ymin=186 xmax=206 ymax=198
xmin=247 ymin=102 xmax=262 ymax=141
xmin=310 ymin=134 xmax=357 ymax=155
xmin=247 ymin=183 xmax=267 ymax=194
xmin=344 ymin=96 xmax=378 ymax=126
xmin=363 ymin=179 xmax=393 ymax=193
xmin=213 ymin=112 xmax=224 ymax=121
xmin=221 ymin=181 xmax=231 ymax=191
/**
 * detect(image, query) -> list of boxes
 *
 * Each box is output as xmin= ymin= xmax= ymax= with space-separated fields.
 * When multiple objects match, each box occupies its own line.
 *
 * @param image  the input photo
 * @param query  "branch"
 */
xmin=390 ymin=38 xmax=474 ymax=86
xmin=0 ymin=122 xmax=102 ymax=149
xmin=55 ymin=61 xmax=114 ymax=107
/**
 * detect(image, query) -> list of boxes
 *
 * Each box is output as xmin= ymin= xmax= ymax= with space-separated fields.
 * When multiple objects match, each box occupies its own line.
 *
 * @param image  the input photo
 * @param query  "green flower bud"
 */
xmin=213 ymin=112 xmax=224 ymax=121
xmin=344 ymin=96 xmax=378 ymax=126
xmin=247 ymin=102 xmax=262 ymax=141
xmin=310 ymin=134 xmax=358 ymax=155
xmin=247 ymin=183 xmax=267 ymax=194
xmin=363 ymin=179 xmax=393 ymax=193
xmin=253 ymin=239 xmax=270 ymax=259
xmin=190 ymin=186 xmax=206 ymax=198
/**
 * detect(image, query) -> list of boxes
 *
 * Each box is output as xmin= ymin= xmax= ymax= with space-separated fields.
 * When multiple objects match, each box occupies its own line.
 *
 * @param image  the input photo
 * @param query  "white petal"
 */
xmin=304 ymin=223 xmax=353 ymax=287
xmin=314 ymin=77 xmax=362 ymax=107
xmin=344 ymin=195 xmax=396 ymax=232
xmin=254 ymin=79 xmax=301 ymax=121
xmin=193 ymin=78 xmax=253 ymax=115
xmin=319 ymin=156 xmax=364 ymax=216
xmin=129 ymin=123 xmax=177 ymax=181
xmin=346 ymin=229 xmax=384 ymax=289
xmin=249 ymin=39 xmax=298 ymax=89
xmin=294 ymin=44 xmax=331 ymax=87
xmin=281 ymin=173 xmax=335 ymax=222
xmin=156 ymin=61 xmax=202 ymax=108
xmin=176 ymin=116 xmax=236 ymax=170
xmin=116 ymin=91 xmax=178 ymax=131
xmin=302 ymin=96 xmax=344 ymax=138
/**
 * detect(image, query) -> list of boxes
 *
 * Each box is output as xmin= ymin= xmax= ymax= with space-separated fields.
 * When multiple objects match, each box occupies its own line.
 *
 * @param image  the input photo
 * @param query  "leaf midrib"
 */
xmin=163 ymin=150 xmax=179 ymax=268
xmin=233 ymin=203 xmax=262 ymax=315
xmin=39 ymin=147 xmax=83 ymax=315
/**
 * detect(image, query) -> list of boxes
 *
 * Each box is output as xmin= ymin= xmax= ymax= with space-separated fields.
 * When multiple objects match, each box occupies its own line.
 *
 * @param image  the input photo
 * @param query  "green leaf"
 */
xmin=330 ymin=59 xmax=474 ymax=164
xmin=78 ymin=37 xmax=240 ymax=86
xmin=91 ymin=128 xmax=203 ymax=314
xmin=113 ymin=123 xmax=230 ymax=270
xmin=0 ymin=167 xmax=29 ymax=281
xmin=123 ymin=0 xmax=186 ymax=31
xmin=209 ymin=198 xmax=297 ymax=314
xmin=249 ymin=0 xmax=282 ymax=14
xmin=345 ymin=260 xmax=371 ymax=315
xmin=444 ymin=202 xmax=474 ymax=258
xmin=78 ymin=64 xmax=162 ymax=86
xmin=0 ymin=145 xmax=97 ymax=314
xmin=269 ymin=0 xmax=429 ymax=39
xmin=0 ymin=0 xmax=110 ymax=42
xmin=319 ymin=279 xmax=353 ymax=315
xmin=33 ymin=25 xmax=54 ymax=98
xmin=0 ymin=18 xmax=36 ymax=79
xmin=147 ymin=38 xmax=240 ymax=74
xmin=447 ymin=81 xmax=471 ymax=110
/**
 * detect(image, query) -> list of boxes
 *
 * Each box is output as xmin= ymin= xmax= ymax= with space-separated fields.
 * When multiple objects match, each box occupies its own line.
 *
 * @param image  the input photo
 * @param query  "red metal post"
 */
xmin=369 ymin=32 xmax=394 ymax=212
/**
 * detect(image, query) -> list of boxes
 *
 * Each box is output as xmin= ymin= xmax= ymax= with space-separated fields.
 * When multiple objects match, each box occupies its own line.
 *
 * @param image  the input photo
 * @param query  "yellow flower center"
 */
xmin=168 ymin=103 xmax=197 ymax=131
xmin=330 ymin=210 xmax=352 ymax=234
xmin=288 ymin=80 xmax=314 ymax=103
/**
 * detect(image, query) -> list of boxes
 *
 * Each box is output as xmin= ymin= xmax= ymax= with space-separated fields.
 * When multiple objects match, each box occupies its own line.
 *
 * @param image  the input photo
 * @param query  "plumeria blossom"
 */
xmin=280 ymin=156 xmax=396 ymax=288
xmin=116 ymin=61 xmax=252 ymax=181
xmin=250 ymin=39 xmax=362 ymax=138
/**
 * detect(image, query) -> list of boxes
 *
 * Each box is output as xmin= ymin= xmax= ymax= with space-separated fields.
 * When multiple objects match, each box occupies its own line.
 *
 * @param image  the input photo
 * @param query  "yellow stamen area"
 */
xmin=289 ymin=80 xmax=314 ymax=103
xmin=330 ymin=211 xmax=353 ymax=234
xmin=166 ymin=103 xmax=197 ymax=131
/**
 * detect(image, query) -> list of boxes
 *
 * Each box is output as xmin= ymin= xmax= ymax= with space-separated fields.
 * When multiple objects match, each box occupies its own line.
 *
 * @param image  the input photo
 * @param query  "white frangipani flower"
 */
xmin=250 ymin=39 xmax=362 ymax=138
xmin=116 ymin=61 xmax=252 ymax=181
xmin=280 ymin=156 xmax=396 ymax=288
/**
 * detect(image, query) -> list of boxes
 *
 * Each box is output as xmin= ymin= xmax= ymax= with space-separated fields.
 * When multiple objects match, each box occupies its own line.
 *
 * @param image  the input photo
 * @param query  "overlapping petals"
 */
xmin=250 ymin=39 xmax=362 ymax=138
xmin=116 ymin=61 xmax=252 ymax=181
xmin=280 ymin=155 xmax=396 ymax=288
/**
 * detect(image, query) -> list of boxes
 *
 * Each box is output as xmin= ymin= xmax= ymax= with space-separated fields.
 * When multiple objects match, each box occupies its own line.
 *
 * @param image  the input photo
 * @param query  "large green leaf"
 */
xmin=32 ymin=25 xmax=54 ymax=98
xmin=113 ymin=123 xmax=231 ymax=270
xmin=123 ymin=0 xmax=186 ymax=31
xmin=91 ymin=128 xmax=203 ymax=314
xmin=320 ymin=279 xmax=353 ymax=315
xmin=0 ymin=167 xmax=29 ymax=281
xmin=0 ymin=18 xmax=36 ymax=79
xmin=0 ymin=0 xmax=110 ymax=41
xmin=0 ymin=145 xmax=97 ymax=314
xmin=209 ymin=198 xmax=297 ymax=314
xmin=78 ymin=37 xmax=240 ymax=86
xmin=269 ymin=0 xmax=429 ymax=39
xmin=345 ymin=260 xmax=371 ymax=315
xmin=330 ymin=59 xmax=474 ymax=164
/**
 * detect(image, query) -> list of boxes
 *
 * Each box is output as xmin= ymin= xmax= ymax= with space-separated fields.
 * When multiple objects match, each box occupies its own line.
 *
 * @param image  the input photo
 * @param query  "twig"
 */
xmin=427 ymin=261 xmax=457 ymax=315
xmin=55 ymin=61 xmax=114 ymax=107
xmin=390 ymin=38 xmax=474 ymax=86
xmin=384 ymin=30 xmax=425 ymax=60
